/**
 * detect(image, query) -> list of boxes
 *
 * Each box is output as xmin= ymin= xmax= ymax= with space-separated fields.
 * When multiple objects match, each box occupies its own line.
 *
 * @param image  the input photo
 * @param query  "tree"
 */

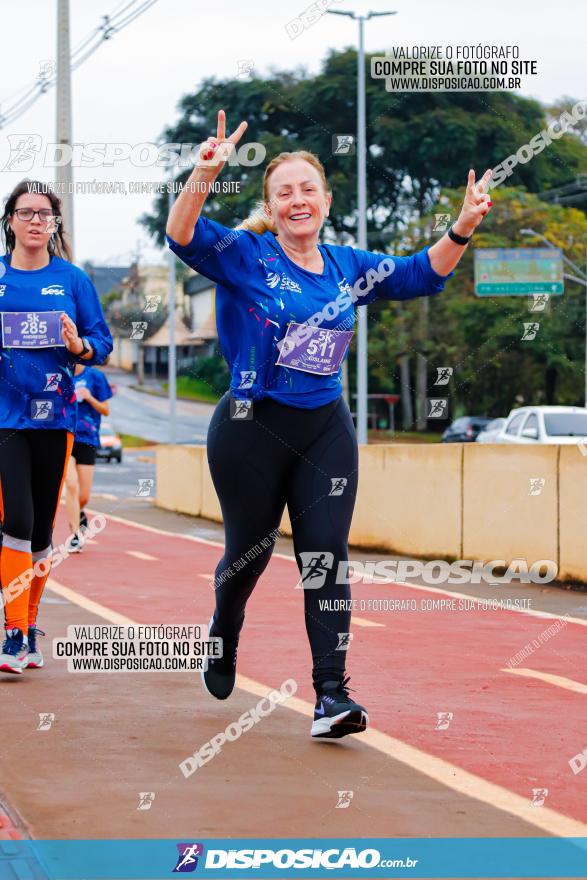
xmin=368 ymin=187 xmax=587 ymax=418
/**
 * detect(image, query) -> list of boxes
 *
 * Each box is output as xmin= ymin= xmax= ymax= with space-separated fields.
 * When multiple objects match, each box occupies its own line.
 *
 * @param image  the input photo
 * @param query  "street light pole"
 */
xmin=521 ymin=228 xmax=587 ymax=406
xmin=356 ymin=14 xmax=368 ymax=445
xmin=327 ymin=9 xmax=396 ymax=445
xmin=168 ymin=180 xmax=177 ymax=443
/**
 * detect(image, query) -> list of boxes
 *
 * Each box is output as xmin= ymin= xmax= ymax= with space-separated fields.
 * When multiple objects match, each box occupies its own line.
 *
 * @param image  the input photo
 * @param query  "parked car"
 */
xmin=496 ymin=406 xmax=587 ymax=444
xmin=97 ymin=422 xmax=123 ymax=462
xmin=442 ymin=416 xmax=492 ymax=442
xmin=476 ymin=417 xmax=506 ymax=443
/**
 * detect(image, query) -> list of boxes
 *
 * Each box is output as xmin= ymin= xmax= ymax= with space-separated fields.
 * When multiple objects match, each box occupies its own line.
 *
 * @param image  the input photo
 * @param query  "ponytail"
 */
xmin=238 ymin=201 xmax=277 ymax=234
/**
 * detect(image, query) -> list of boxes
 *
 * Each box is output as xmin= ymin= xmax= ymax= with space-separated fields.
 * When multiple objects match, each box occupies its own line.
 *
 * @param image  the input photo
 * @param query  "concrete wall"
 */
xmin=559 ymin=446 xmax=587 ymax=582
xmin=463 ymin=445 xmax=559 ymax=566
xmin=156 ymin=445 xmax=203 ymax=517
xmin=156 ymin=443 xmax=587 ymax=583
xmin=110 ymin=335 xmax=137 ymax=371
xmin=350 ymin=445 xmax=462 ymax=557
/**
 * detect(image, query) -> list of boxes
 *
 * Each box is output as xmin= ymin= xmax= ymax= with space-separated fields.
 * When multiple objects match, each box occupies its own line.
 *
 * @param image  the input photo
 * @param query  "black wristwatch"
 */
xmin=78 ymin=336 xmax=92 ymax=358
xmin=447 ymin=225 xmax=472 ymax=245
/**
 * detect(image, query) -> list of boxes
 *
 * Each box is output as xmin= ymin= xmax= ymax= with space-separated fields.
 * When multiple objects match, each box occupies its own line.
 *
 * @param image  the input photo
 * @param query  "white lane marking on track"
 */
xmin=189 ymin=589 xmax=383 ymax=628
xmin=126 ymin=550 xmax=158 ymax=562
xmin=47 ymin=579 xmax=135 ymax=626
xmin=45 ymin=575 xmax=587 ymax=837
xmin=502 ymin=667 xmax=587 ymax=694
xmin=84 ymin=508 xmax=587 ymax=629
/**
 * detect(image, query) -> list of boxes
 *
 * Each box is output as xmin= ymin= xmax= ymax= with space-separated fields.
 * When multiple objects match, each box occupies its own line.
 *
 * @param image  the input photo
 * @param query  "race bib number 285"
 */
xmin=1 ymin=311 xmax=65 ymax=348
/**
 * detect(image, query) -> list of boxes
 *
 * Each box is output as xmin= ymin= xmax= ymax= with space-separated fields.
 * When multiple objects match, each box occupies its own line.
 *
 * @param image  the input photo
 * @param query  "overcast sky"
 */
xmin=0 ymin=0 xmax=585 ymax=266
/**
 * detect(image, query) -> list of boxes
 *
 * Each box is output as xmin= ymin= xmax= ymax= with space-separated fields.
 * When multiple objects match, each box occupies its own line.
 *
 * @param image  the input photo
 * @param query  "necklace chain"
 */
xmin=280 ymin=240 xmax=323 ymax=270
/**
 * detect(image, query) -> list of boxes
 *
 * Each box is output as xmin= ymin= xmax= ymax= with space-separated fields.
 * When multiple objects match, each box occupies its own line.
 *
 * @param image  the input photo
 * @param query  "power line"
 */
xmin=0 ymin=0 xmax=160 ymax=130
xmin=106 ymin=0 xmax=158 ymax=31
xmin=108 ymin=0 xmax=143 ymax=19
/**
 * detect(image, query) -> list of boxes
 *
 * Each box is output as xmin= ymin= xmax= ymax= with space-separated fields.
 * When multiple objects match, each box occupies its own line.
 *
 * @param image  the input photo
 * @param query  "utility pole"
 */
xmin=168 ymin=184 xmax=177 ymax=443
xmin=416 ymin=301 xmax=429 ymax=430
xmin=56 ymin=0 xmax=74 ymax=256
xmin=356 ymin=14 xmax=368 ymax=445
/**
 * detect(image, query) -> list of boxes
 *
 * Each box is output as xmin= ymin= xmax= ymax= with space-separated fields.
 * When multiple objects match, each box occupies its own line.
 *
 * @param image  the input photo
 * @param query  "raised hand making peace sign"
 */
xmin=427 ymin=168 xmax=495 ymax=275
xmin=167 ymin=109 xmax=249 ymax=245
xmin=453 ymin=168 xmax=493 ymax=237
xmin=197 ymin=109 xmax=248 ymax=179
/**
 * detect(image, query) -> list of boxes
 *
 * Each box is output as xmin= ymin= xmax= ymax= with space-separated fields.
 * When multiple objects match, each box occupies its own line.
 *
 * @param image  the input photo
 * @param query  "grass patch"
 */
xmin=368 ymin=430 xmax=442 ymax=444
xmin=162 ymin=376 xmax=224 ymax=403
xmin=119 ymin=433 xmax=155 ymax=448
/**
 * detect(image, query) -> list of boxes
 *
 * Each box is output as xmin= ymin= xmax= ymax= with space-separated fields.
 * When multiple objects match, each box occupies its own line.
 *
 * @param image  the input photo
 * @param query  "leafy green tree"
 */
xmin=369 ymin=188 xmax=587 ymax=417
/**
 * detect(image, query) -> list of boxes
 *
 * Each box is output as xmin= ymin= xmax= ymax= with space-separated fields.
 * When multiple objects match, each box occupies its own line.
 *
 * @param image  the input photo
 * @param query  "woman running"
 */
xmin=166 ymin=110 xmax=492 ymax=738
xmin=65 ymin=363 xmax=113 ymax=553
xmin=0 ymin=180 xmax=113 ymax=674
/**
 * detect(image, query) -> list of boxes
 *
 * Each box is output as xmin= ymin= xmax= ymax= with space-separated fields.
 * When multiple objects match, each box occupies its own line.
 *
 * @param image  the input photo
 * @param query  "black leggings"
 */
xmin=207 ymin=392 xmax=358 ymax=688
xmin=0 ymin=429 xmax=72 ymax=551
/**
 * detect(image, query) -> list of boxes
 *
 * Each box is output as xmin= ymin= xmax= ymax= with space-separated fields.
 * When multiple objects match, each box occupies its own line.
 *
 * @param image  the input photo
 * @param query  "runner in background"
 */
xmin=65 ymin=364 xmax=113 ymax=552
xmin=0 ymin=180 xmax=112 ymax=675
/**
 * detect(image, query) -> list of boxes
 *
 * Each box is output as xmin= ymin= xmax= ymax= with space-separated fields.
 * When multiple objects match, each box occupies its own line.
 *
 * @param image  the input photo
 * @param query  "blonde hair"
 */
xmin=238 ymin=151 xmax=331 ymax=235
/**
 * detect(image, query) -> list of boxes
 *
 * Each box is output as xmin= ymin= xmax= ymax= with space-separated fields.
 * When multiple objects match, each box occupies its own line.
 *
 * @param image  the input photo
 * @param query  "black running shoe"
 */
xmin=311 ymin=676 xmax=369 ymax=739
xmin=68 ymin=531 xmax=83 ymax=553
xmin=200 ymin=616 xmax=239 ymax=700
xmin=79 ymin=510 xmax=89 ymax=534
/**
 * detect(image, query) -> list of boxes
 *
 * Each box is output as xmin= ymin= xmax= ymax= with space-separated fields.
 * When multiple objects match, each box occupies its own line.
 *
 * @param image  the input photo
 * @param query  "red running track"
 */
xmin=50 ymin=507 xmax=587 ymax=825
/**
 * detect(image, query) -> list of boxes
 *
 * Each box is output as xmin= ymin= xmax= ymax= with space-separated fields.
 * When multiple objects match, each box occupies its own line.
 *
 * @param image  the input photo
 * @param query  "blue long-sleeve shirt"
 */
xmin=167 ymin=216 xmax=452 ymax=409
xmin=0 ymin=254 xmax=113 ymax=431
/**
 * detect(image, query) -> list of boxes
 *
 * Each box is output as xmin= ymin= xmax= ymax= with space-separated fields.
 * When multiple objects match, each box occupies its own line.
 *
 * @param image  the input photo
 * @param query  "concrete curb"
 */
xmin=0 ymin=798 xmax=25 ymax=840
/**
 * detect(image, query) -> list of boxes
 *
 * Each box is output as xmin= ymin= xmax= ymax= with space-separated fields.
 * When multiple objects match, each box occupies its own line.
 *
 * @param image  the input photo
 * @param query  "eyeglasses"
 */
xmin=13 ymin=208 xmax=58 ymax=222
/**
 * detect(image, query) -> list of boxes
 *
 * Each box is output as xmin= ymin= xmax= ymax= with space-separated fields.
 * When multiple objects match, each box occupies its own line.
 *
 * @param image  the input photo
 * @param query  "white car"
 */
xmin=496 ymin=406 xmax=587 ymax=445
xmin=476 ymin=417 xmax=506 ymax=443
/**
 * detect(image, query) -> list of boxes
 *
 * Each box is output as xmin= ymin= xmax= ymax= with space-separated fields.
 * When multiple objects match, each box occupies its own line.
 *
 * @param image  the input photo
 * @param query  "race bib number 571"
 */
xmin=1 ymin=311 xmax=65 ymax=348
xmin=276 ymin=323 xmax=353 ymax=375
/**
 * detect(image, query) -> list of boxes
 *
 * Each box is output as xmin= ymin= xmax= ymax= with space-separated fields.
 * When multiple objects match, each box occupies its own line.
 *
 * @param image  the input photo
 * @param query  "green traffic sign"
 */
xmin=474 ymin=248 xmax=564 ymax=296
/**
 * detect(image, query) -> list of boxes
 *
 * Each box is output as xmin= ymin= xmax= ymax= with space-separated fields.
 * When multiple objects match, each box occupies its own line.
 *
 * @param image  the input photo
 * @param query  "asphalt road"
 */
xmin=106 ymin=368 xmax=214 ymax=445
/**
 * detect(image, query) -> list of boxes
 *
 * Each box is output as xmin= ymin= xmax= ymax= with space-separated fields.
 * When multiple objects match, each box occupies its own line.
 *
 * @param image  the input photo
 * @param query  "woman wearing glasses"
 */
xmin=0 ymin=180 xmax=112 ymax=674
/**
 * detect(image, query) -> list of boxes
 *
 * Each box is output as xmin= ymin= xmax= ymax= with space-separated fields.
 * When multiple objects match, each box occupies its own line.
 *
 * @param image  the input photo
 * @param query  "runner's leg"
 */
xmin=65 ymin=453 xmax=80 ymax=535
xmin=286 ymin=397 xmax=359 ymax=691
xmin=28 ymin=430 xmax=73 ymax=627
xmin=0 ymin=430 xmax=34 ymax=634
xmin=76 ymin=463 xmax=95 ymax=512
xmin=207 ymin=394 xmax=289 ymax=638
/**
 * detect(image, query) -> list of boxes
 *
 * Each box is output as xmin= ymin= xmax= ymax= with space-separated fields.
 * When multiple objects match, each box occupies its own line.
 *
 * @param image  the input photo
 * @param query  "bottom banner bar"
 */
xmin=0 ymin=837 xmax=586 ymax=879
